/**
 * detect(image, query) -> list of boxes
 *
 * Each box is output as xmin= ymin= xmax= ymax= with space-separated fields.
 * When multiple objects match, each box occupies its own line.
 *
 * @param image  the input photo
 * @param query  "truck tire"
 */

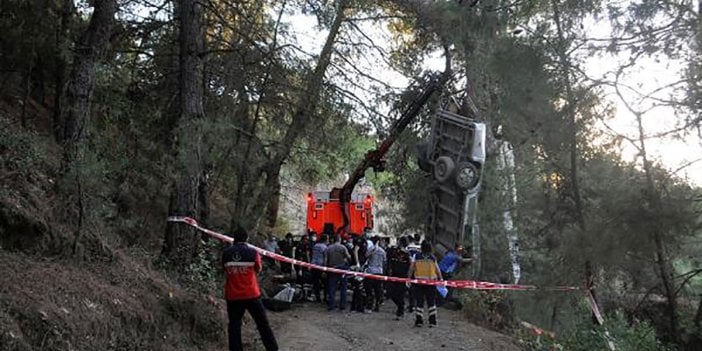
xmin=434 ymin=156 xmax=456 ymax=183
xmin=455 ymin=162 xmax=480 ymax=190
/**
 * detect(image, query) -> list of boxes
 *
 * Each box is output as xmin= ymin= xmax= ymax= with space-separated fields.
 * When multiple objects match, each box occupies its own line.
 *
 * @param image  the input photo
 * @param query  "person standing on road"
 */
xmin=262 ymin=234 xmax=279 ymax=269
xmin=406 ymin=236 xmax=421 ymax=313
xmin=408 ymin=240 xmax=443 ymax=327
xmin=295 ymin=235 xmax=312 ymax=286
xmin=325 ymin=235 xmax=351 ymax=311
xmin=278 ymin=233 xmax=295 ymax=275
xmin=364 ymin=236 xmax=387 ymax=312
xmin=387 ymin=236 xmax=411 ymax=319
xmin=350 ymin=233 xmax=369 ymax=312
xmin=222 ymin=227 xmax=279 ymax=351
xmin=352 ymin=231 xmax=369 ymax=269
xmin=311 ymin=234 xmax=329 ymax=303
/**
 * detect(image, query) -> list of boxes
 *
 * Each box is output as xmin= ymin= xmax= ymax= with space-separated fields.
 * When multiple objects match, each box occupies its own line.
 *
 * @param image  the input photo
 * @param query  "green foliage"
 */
xmin=183 ymin=239 xmax=223 ymax=294
xmin=520 ymin=310 xmax=671 ymax=351
xmin=0 ymin=0 xmax=62 ymax=96
xmin=459 ymin=290 xmax=516 ymax=331
xmin=0 ymin=117 xmax=49 ymax=177
xmin=565 ymin=312 xmax=671 ymax=351
xmin=288 ymin=111 xmax=375 ymax=184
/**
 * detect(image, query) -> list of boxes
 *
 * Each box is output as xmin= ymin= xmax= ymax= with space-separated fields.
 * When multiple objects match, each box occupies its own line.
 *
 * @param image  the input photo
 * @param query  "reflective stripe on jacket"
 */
xmin=413 ymin=254 xmax=439 ymax=280
xmin=222 ymin=243 xmax=262 ymax=300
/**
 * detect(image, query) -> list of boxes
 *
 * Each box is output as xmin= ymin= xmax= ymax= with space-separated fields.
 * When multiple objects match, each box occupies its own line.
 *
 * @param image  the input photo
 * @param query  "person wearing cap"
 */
xmin=222 ymin=227 xmax=278 ymax=351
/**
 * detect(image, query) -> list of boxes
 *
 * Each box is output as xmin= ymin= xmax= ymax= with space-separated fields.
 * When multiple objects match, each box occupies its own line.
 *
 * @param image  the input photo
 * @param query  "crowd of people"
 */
xmin=223 ymin=226 xmax=468 ymax=351
xmin=260 ymin=228 xmax=466 ymax=328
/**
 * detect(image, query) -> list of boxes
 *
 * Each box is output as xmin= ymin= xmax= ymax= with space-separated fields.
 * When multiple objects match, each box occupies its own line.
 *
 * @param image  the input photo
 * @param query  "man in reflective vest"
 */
xmin=408 ymin=240 xmax=443 ymax=327
xmin=222 ymin=226 xmax=279 ymax=351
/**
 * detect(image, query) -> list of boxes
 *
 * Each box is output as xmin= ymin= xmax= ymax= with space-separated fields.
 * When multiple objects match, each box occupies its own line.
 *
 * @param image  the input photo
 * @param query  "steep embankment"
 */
xmin=0 ymin=250 xmax=226 ymax=350
xmin=0 ymin=99 xmax=229 ymax=350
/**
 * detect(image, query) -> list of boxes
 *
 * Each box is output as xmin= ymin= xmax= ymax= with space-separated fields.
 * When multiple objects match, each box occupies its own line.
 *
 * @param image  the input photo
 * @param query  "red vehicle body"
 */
xmin=305 ymin=191 xmax=373 ymax=238
xmin=304 ymin=74 xmax=446 ymax=240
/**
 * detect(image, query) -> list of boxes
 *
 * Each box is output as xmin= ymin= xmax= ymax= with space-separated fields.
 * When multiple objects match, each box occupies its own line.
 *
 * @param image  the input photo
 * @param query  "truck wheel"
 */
xmin=455 ymin=162 xmax=480 ymax=190
xmin=434 ymin=156 xmax=456 ymax=183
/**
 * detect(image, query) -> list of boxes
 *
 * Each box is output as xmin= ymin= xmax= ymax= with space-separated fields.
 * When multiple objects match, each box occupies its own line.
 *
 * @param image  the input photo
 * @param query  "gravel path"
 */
xmin=241 ymin=300 xmax=520 ymax=351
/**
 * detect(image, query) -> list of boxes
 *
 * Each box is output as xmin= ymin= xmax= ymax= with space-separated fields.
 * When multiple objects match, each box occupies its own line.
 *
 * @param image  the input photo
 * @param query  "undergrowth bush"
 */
xmin=460 ymin=290 xmax=515 ymax=331
xmin=183 ymin=238 xmax=224 ymax=294
xmin=0 ymin=116 xmax=51 ymax=182
xmin=519 ymin=310 xmax=672 ymax=351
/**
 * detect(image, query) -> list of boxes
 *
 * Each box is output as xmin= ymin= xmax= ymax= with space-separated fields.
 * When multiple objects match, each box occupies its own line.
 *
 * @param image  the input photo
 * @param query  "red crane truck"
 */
xmin=305 ymin=74 xmax=448 ymax=239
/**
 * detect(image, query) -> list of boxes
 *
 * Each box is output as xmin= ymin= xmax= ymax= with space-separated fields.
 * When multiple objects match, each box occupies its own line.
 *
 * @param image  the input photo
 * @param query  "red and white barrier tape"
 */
xmin=167 ymin=216 xmax=579 ymax=291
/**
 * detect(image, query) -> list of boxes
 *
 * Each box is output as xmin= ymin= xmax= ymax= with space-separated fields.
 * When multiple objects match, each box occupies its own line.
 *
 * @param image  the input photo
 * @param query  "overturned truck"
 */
xmin=419 ymin=104 xmax=486 ymax=257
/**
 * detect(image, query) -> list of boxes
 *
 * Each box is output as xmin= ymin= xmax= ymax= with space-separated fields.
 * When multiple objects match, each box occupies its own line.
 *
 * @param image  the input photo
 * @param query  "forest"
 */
xmin=1 ymin=0 xmax=702 ymax=350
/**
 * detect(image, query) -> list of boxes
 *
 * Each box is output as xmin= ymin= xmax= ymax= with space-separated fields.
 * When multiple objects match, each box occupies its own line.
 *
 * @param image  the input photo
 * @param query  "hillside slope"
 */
xmin=0 ymin=250 xmax=226 ymax=350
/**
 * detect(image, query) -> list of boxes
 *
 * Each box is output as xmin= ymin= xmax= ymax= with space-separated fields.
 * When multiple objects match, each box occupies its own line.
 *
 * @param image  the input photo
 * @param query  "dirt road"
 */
xmin=243 ymin=301 xmax=520 ymax=351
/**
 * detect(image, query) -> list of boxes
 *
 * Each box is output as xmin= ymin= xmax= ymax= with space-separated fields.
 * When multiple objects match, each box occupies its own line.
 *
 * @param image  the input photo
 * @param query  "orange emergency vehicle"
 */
xmin=305 ymin=191 xmax=373 ymax=238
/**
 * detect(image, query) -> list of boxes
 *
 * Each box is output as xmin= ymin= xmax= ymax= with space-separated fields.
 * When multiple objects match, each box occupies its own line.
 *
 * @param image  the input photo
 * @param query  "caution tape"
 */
xmin=167 ymin=216 xmax=579 ymax=291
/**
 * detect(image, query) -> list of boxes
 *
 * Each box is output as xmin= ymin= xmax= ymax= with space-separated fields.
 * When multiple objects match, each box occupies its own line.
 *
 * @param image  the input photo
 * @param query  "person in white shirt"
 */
xmin=364 ymin=236 xmax=387 ymax=312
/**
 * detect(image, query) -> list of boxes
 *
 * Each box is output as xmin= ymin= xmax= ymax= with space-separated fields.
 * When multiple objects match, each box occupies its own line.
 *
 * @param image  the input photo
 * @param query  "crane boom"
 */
xmin=332 ymin=74 xmax=448 ymax=235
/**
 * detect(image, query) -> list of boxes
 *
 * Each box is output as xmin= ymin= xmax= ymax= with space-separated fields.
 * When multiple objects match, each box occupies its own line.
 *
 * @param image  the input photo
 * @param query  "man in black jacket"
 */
xmin=387 ymin=236 xmax=411 ymax=319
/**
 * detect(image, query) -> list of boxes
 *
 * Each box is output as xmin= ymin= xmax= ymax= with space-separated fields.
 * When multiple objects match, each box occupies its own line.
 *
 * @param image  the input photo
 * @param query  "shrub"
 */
xmin=520 ymin=310 xmax=672 ymax=351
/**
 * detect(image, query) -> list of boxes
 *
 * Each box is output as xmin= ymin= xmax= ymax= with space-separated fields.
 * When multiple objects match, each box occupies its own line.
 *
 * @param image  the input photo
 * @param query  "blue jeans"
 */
xmin=327 ymin=271 xmax=348 ymax=310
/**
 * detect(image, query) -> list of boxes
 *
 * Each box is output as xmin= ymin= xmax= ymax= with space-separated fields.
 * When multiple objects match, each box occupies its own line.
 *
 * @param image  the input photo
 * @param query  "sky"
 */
xmin=284 ymin=5 xmax=702 ymax=186
xmin=585 ymin=55 xmax=702 ymax=186
xmin=581 ymin=16 xmax=702 ymax=186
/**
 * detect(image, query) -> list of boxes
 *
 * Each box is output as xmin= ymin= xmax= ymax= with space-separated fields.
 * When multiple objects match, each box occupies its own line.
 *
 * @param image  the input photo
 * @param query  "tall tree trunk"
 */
xmin=552 ymin=0 xmax=601 ymax=327
xmin=56 ymin=0 xmax=117 ymax=253
xmin=53 ymin=0 xmax=73 ymax=141
xmin=695 ymin=294 xmax=702 ymax=329
xmin=245 ymin=0 xmax=347 ymax=228
xmin=266 ymin=169 xmax=281 ymax=228
xmin=634 ymin=111 xmax=680 ymax=343
xmin=21 ymin=55 xmax=33 ymax=129
xmin=551 ymin=0 xmax=585 ymax=231
xmin=497 ymin=141 xmax=521 ymax=284
xmin=59 ymin=0 xmax=117 ymax=163
xmin=162 ymin=0 xmax=205 ymax=266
